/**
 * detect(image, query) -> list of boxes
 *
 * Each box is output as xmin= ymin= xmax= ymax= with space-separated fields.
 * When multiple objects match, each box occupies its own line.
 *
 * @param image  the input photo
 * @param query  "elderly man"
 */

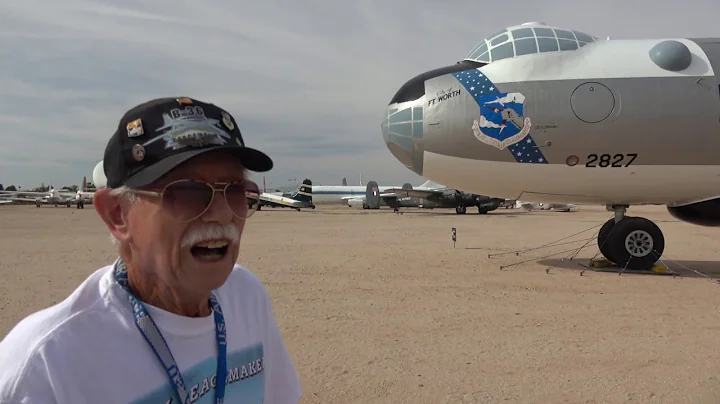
xmin=0 ymin=97 xmax=302 ymax=404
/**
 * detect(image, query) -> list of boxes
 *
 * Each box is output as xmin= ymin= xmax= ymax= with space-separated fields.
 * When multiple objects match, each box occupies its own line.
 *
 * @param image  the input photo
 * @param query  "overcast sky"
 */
xmin=2 ymin=0 xmax=719 ymax=190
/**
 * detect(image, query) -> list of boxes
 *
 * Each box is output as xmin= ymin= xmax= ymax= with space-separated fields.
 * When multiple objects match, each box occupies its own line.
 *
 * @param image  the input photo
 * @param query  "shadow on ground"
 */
xmin=537 ymin=258 xmax=720 ymax=280
xmin=298 ymin=208 xmax=527 ymax=217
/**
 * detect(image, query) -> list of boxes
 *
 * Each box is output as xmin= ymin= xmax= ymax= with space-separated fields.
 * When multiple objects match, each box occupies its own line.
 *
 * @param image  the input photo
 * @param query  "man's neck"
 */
xmin=125 ymin=266 xmax=212 ymax=318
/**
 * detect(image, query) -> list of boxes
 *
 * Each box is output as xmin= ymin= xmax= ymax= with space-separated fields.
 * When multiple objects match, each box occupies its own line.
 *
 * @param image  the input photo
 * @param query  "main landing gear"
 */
xmin=597 ymin=205 xmax=665 ymax=271
xmin=454 ymin=204 xmax=490 ymax=214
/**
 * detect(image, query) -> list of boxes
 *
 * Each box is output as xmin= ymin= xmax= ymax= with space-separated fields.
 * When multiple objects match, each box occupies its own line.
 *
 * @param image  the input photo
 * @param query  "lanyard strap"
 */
xmin=113 ymin=258 xmax=227 ymax=404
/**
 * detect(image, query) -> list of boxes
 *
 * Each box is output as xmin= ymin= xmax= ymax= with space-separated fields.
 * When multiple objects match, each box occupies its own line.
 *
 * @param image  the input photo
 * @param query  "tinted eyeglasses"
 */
xmin=128 ymin=179 xmax=261 ymax=222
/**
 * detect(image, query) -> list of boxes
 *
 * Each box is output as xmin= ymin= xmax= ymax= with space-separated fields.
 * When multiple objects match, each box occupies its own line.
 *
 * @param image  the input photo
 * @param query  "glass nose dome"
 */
xmin=465 ymin=21 xmax=600 ymax=64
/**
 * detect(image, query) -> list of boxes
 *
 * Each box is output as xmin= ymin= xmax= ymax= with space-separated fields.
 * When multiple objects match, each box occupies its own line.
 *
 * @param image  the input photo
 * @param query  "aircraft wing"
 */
xmin=340 ymin=193 xmax=397 ymax=201
xmin=0 ymin=196 xmax=41 ymax=202
xmin=0 ymin=200 xmax=12 ymax=204
xmin=256 ymin=193 xmax=298 ymax=208
xmin=382 ymin=188 xmax=443 ymax=198
xmin=0 ymin=191 xmax=47 ymax=196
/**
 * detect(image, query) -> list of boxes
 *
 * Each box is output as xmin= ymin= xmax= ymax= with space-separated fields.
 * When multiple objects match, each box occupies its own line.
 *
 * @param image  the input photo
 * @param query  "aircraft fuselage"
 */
xmin=383 ymin=29 xmax=720 ymax=207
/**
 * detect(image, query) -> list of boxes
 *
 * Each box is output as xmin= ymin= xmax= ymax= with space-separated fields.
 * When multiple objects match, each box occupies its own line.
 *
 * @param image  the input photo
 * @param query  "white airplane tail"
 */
xmin=418 ymin=180 xmax=443 ymax=189
xmin=93 ymin=161 xmax=107 ymax=188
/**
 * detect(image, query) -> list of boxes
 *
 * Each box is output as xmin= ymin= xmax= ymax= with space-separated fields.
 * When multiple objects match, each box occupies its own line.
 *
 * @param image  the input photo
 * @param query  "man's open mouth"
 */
xmin=190 ymin=239 xmax=230 ymax=262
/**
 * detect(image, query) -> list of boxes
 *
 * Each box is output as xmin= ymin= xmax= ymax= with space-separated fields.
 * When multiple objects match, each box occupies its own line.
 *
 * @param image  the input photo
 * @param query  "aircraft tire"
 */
xmin=604 ymin=217 xmax=664 ymax=271
xmin=597 ymin=218 xmax=619 ymax=264
xmin=455 ymin=205 xmax=466 ymax=214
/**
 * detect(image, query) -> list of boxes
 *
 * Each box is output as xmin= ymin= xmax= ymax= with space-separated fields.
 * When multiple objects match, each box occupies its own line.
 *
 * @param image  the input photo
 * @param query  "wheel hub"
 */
xmin=624 ymin=230 xmax=653 ymax=257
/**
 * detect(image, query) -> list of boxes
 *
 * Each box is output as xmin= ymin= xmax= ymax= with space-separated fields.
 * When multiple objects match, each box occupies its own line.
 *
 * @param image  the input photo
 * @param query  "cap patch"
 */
xmin=141 ymin=106 xmax=232 ymax=150
xmin=221 ymin=111 xmax=235 ymax=131
xmin=132 ymin=144 xmax=146 ymax=161
xmin=126 ymin=119 xmax=144 ymax=137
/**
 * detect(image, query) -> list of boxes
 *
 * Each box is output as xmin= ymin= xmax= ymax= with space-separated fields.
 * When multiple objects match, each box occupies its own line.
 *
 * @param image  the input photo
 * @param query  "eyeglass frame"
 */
xmin=123 ymin=179 xmax=261 ymax=223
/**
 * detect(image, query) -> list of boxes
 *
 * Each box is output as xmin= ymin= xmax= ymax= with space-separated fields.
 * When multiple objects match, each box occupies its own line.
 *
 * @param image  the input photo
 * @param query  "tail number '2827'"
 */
xmin=586 ymin=153 xmax=637 ymax=167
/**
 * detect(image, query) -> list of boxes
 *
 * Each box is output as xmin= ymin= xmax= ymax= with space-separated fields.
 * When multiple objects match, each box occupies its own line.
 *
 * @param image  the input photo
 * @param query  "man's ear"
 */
xmin=94 ymin=188 xmax=131 ymax=242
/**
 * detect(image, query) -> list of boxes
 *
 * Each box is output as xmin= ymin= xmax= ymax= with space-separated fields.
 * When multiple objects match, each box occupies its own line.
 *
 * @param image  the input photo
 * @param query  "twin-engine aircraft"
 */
xmin=352 ymin=180 xmax=504 ymax=214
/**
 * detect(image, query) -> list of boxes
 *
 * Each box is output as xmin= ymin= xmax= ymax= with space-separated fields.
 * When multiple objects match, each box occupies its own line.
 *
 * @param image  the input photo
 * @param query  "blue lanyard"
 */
xmin=113 ymin=258 xmax=227 ymax=404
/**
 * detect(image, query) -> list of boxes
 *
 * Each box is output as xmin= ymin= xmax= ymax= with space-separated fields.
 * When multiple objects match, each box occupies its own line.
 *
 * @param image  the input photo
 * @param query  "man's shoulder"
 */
xmin=215 ymin=265 xmax=275 ymax=318
xmin=222 ymin=264 xmax=271 ymax=296
xmin=0 ymin=265 xmax=116 ymax=381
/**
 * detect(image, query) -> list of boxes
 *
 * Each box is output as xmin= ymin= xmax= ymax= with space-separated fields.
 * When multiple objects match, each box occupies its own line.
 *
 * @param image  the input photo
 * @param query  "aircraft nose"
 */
xmin=382 ymin=103 xmax=424 ymax=176
xmin=382 ymin=60 xmax=486 ymax=176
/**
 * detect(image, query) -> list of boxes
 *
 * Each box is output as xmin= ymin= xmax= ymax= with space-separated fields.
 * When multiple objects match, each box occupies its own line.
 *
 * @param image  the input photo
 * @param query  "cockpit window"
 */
xmin=490 ymin=42 xmax=514 ymax=61
xmin=512 ymin=28 xmax=534 ymax=39
xmin=514 ymin=38 xmax=538 ymax=56
xmin=573 ymin=31 xmax=595 ymax=43
xmin=489 ymin=34 xmax=509 ymax=46
xmin=554 ymin=29 xmax=576 ymax=41
xmin=464 ymin=23 xmax=599 ymax=64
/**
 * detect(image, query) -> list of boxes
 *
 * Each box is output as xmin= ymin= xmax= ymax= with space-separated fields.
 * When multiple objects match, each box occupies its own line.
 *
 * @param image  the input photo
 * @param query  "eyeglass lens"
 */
xmin=161 ymin=180 xmax=259 ymax=221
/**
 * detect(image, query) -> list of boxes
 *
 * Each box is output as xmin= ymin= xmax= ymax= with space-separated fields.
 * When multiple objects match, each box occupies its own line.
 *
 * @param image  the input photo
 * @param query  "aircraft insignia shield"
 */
xmin=453 ymin=69 xmax=548 ymax=164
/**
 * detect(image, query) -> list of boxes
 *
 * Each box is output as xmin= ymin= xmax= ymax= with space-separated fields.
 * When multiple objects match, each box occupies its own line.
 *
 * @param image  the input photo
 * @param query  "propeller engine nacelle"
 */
xmin=667 ymin=197 xmax=720 ymax=226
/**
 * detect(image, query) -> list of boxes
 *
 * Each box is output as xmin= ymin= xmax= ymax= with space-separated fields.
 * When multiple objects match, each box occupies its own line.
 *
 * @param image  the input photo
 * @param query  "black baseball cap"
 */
xmin=103 ymin=97 xmax=273 ymax=188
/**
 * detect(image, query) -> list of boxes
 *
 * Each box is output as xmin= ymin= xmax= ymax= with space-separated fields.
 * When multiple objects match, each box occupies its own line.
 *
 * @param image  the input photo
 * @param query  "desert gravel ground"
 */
xmin=2 ymin=203 xmax=720 ymax=403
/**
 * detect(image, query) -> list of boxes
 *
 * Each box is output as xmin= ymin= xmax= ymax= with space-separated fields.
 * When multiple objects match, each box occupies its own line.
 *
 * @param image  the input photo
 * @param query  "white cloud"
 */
xmin=2 ymin=0 xmax=719 ymax=190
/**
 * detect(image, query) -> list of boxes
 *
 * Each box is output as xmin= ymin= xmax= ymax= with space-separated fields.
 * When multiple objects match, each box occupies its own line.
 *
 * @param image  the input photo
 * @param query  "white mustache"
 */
xmin=181 ymin=223 xmax=240 ymax=248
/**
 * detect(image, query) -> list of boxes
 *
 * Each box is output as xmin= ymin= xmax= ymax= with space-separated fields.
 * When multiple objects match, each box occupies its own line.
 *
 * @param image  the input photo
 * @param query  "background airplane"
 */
xmin=311 ymin=182 xmax=411 ymax=204
xmin=517 ymin=201 xmax=578 ymax=212
xmin=0 ymin=186 xmax=75 ymax=208
xmin=253 ymin=179 xmax=315 ymax=211
xmin=0 ymin=175 xmax=95 ymax=209
xmin=342 ymin=180 xmax=418 ymax=208
xmin=74 ymin=176 xmax=95 ymax=208
xmin=353 ymin=180 xmax=505 ymax=214
xmin=382 ymin=20 xmax=720 ymax=270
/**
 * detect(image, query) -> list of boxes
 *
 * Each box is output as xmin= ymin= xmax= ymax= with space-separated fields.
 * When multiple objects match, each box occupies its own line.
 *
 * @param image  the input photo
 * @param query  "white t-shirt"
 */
xmin=0 ymin=264 xmax=302 ymax=404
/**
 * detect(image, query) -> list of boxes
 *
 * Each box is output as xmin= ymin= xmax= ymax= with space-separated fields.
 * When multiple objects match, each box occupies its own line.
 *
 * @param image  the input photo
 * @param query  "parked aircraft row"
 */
xmin=0 ymin=177 xmax=94 ymax=208
xmin=382 ymin=20 xmax=720 ymax=270
xmin=5 ymin=157 xmax=575 ymax=220
xmin=249 ymin=175 xmax=580 ymax=216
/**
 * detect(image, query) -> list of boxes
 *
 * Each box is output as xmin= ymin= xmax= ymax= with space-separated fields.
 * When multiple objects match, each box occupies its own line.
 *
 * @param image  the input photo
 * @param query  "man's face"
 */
xmin=124 ymin=152 xmax=250 ymax=293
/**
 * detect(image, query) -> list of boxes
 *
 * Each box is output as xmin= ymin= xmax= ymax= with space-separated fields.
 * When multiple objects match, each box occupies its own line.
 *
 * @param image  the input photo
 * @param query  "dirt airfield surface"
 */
xmin=2 ymin=203 xmax=720 ymax=403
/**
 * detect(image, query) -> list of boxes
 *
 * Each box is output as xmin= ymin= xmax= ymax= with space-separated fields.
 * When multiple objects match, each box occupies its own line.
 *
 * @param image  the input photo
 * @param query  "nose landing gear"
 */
xmin=597 ymin=205 xmax=665 ymax=271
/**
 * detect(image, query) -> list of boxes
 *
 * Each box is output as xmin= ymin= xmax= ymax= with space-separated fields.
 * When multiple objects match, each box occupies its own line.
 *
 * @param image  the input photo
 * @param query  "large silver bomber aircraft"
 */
xmin=382 ymin=21 xmax=720 ymax=271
